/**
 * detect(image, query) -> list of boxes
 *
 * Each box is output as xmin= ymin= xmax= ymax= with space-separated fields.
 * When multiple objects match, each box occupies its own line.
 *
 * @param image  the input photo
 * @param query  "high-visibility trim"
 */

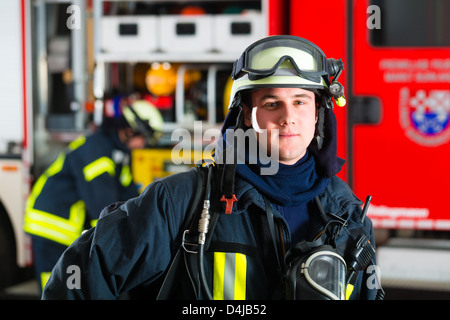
xmin=83 ymin=157 xmax=116 ymax=182
xmin=90 ymin=219 xmax=98 ymax=228
xmin=346 ymin=283 xmax=354 ymax=300
xmin=24 ymin=146 xmax=91 ymax=247
xmin=25 ymin=152 xmax=66 ymax=220
xmin=41 ymin=272 xmax=52 ymax=292
xmin=68 ymin=135 xmax=86 ymax=150
xmin=213 ymin=252 xmax=247 ymax=300
xmin=120 ymin=165 xmax=132 ymax=187
xmin=234 ymin=253 xmax=247 ymax=300
xmin=24 ymin=200 xmax=86 ymax=247
xmin=213 ymin=252 xmax=226 ymax=300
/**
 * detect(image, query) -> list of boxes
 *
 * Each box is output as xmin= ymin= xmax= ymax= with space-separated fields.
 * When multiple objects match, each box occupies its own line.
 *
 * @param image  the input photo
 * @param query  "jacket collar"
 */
xmin=218 ymin=174 xmax=361 ymax=221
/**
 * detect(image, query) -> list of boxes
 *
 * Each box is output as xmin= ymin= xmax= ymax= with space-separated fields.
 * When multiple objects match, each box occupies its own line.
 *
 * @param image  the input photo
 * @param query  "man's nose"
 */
xmin=279 ymin=105 xmax=296 ymax=126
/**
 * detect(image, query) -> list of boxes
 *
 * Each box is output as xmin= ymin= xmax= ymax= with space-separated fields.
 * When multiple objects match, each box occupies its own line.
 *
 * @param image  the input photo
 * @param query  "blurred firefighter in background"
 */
xmin=23 ymin=95 xmax=163 ymax=292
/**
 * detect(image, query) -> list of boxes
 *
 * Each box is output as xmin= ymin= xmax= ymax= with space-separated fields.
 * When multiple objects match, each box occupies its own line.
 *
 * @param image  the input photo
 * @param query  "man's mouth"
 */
xmin=278 ymin=133 xmax=299 ymax=138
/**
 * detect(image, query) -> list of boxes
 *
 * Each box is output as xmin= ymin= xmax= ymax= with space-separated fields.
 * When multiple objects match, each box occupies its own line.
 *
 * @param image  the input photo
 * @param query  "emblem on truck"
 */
xmin=399 ymin=87 xmax=450 ymax=146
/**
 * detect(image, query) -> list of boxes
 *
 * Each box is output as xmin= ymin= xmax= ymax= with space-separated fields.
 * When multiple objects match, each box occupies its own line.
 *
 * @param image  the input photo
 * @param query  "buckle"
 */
xmin=182 ymin=230 xmax=198 ymax=254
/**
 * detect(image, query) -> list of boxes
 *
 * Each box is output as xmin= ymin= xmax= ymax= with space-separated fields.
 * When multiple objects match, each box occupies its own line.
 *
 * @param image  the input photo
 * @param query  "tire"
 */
xmin=0 ymin=212 xmax=18 ymax=289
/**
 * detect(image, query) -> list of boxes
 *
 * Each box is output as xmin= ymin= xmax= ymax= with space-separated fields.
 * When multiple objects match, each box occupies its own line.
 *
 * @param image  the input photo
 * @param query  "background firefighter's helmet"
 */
xmin=103 ymin=95 xmax=164 ymax=146
xmin=123 ymin=100 xmax=163 ymax=134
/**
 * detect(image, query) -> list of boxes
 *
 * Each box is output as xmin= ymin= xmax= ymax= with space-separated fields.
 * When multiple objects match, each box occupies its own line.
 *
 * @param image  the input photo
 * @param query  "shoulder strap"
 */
xmin=183 ymin=162 xmax=219 ymax=299
xmin=263 ymin=197 xmax=283 ymax=275
xmin=156 ymin=164 xmax=207 ymax=300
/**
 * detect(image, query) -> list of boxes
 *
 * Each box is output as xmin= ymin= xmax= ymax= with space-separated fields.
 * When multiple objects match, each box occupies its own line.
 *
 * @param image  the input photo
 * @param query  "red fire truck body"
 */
xmin=2 ymin=0 xmax=450 ymax=294
xmin=288 ymin=0 xmax=450 ymax=231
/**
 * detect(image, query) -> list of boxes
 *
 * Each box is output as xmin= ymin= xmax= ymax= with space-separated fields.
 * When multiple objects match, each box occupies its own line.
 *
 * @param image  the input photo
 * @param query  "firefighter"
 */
xmin=24 ymin=96 xmax=163 ymax=292
xmin=42 ymin=36 xmax=381 ymax=300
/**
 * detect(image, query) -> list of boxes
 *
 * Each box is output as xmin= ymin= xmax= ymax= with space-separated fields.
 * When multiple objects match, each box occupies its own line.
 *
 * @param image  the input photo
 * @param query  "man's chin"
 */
xmin=277 ymin=151 xmax=306 ymax=165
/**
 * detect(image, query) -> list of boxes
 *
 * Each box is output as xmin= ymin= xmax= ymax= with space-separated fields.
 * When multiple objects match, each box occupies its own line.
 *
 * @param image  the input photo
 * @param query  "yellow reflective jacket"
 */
xmin=24 ymin=130 xmax=139 ymax=246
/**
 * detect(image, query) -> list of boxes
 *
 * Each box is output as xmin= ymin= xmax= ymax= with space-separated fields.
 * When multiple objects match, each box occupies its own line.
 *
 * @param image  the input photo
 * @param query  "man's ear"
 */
xmin=314 ymin=93 xmax=320 ymax=124
xmin=243 ymin=104 xmax=253 ymax=127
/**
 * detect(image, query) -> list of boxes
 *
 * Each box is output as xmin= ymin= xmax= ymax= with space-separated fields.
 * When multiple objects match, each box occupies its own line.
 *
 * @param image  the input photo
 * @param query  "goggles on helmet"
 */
xmin=232 ymin=35 xmax=329 ymax=84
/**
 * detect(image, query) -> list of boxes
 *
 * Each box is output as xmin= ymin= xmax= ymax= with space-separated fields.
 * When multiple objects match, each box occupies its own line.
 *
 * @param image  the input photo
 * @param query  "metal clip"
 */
xmin=182 ymin=230 xmax=198 ymax=254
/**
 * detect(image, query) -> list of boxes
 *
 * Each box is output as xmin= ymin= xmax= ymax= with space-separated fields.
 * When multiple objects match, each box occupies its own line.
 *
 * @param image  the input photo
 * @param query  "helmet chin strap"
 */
xmin=220 ymin=105 xmax=245 ymax=214
xmin=251 ymin=107 xmax=263 ymax=133
xmin=315 ymin=107 xmax=325 ymax=150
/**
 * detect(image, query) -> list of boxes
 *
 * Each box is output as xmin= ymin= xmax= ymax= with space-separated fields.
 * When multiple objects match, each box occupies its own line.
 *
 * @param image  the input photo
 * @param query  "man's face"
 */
xmin=126 ymin=134 xmax=146 ymax=150
xmin=119 ymin=127 xmax=147 ymax=150
xmin=244 ymin=87 xmax=317 ymax=165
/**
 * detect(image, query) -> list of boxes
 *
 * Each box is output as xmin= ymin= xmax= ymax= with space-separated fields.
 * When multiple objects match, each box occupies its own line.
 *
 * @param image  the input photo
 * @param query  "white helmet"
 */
xmin=229 ymin=35 xmax=345 ymax=108
xmin=122 ymin=100 xmax=164 ymax=146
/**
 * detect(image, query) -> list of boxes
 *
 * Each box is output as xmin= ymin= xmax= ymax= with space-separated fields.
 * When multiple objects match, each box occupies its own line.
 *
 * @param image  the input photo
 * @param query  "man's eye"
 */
xmin=263 ymin=102 xmax=277 ymax=108
xmin=294 ymin=100 xmax=305 ymax=105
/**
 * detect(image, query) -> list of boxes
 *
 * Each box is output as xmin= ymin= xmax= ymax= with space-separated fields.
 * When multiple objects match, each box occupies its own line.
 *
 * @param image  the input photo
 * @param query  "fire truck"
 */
xmin=1 ymin=0 xmax=450 ymax=296
xmin=292 ymin=0 xmax=450 ymax=293
xmin=0 ymin=0 xmax=32 ymax=289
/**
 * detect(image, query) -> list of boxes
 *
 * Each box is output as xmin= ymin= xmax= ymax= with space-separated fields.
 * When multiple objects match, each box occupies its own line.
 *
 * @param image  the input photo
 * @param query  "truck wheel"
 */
xmin=0 ymin=214 xmax=18 ymax=289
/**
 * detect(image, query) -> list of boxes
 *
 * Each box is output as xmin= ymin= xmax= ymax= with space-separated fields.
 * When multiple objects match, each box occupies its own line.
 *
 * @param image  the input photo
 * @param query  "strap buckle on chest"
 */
xmin=220 ymin=194 xmax=238 ymax=214
xmin=182 ymin=230 xmax=198 ymax=254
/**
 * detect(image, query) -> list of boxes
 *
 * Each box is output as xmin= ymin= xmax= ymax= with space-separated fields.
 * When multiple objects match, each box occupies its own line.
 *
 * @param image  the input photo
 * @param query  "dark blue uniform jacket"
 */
xmin=42 ymin=165 xmax=378 ymax=300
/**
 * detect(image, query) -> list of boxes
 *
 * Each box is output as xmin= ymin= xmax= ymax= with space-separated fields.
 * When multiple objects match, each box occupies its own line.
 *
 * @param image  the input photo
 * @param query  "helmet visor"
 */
xmin=233 ymin=36 xmax=328 ymax=83
xmin=303 ymin=250 xmax=347 ymax=300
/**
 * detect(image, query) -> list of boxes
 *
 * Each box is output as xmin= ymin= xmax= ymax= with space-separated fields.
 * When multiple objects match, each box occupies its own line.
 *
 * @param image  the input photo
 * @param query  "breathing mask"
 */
xmin=285 ymin=244 xmax=347 ymax=300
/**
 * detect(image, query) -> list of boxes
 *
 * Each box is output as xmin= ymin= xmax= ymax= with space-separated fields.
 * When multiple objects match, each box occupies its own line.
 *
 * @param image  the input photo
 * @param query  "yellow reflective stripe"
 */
xmin=24 ymin=149 xmax=89 ymax=246
xmin=213 ymin=252 xmax=226 ymax=300
xmin=26 ymin=151 xmax=66 ymax=212
xmin=90 ymin=219 xmax=98 ymax=228
xmin=234 ymin=253 xmax=247 ymax=300
xmin=120 ymin=165 xmax=132 ymax=187
xmin=24 ymin=217 xmax=76 ymax=247
xmin=213 ymin=252 xmax=247 ymax=300
xmin=70 ymin=200 xmax=86 ymax=226
xmin=25 ymin=209 xmax=81 ymax=234
xmin=26 ymin=152 xmax=66 ymax=212
xmin=83 ymin=157 xmax=116 ymax=182
xmin=25 ymin=174 xmax=48 ymax=212
xmin=24 ymin=200 xmax=86 ymax=247
xmin=41 ymin=272 xmax=52 ymax=291
xmin=46 ymin=152 xmax=66 ymax=176
xmin=68 ymin=135 xmax=86 ymax=150
xmin=346 ymin=283 xmax=354 ymax=300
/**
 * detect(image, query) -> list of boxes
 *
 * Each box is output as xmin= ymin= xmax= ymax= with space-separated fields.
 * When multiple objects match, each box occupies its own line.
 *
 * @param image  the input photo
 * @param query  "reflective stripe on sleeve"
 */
xmin=24 ymin=200 xmax=86 ymax=247
xmin=120 ymin=165 xmax=132 ymax=187
xmin=40 ymin=272 xmax=52 ymax=292
xmin=83 ymin=157 xmax=116 ymax=182
xmin=68 ymin=135 xmax=86 ymax=150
